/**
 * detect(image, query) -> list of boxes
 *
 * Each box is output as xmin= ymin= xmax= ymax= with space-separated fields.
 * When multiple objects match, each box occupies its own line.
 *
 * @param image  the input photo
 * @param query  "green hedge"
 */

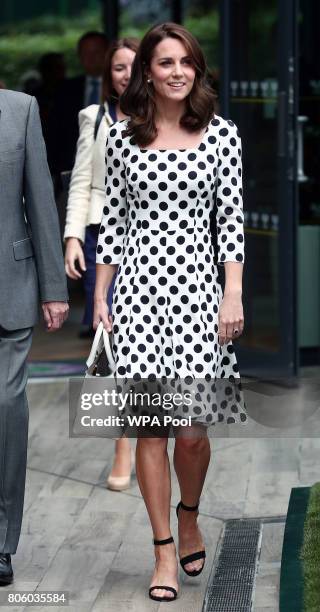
xmin=0 ymin=11 xmax=100 ymax=88
xmin=301 ymin=483 xmax=320 ymax=611
xmin=0 ymin=9 xmax=219 ymax=90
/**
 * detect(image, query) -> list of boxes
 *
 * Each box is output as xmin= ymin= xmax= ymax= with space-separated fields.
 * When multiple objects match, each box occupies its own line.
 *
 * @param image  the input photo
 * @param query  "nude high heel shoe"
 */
xmin=106 ymin=448 xmax=135 ymax=491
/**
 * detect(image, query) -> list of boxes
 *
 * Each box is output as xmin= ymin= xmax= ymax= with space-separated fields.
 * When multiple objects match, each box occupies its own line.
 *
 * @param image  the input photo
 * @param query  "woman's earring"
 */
xmin=147 ymin=78 xmax=152 ymax=83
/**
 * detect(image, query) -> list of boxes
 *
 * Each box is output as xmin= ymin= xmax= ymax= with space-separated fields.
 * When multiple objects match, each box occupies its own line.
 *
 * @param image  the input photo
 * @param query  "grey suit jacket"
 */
xmin=0 ymin=90 xmax=68 ymax=330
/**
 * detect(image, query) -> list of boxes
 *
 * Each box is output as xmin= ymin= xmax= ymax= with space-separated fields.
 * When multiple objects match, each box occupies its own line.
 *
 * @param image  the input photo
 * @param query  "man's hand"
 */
xmin=42 ymin=301 xmax=69 ymax=332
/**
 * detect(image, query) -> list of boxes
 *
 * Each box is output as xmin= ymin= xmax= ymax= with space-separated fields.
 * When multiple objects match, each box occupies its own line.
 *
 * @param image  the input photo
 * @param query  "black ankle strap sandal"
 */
xmin=176 ymin=500 xmax=199 ymax=514
xmin=153 ymin=536 xmax=174 ymax=546
xmin=149 ymin=536 xmax=178 ymax=602
xmin=176 ymin=500 xmax=206 ymax=577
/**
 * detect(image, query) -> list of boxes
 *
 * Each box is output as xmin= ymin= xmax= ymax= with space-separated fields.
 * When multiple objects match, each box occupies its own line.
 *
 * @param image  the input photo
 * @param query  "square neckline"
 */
xmin=137 ymin=123 xmax=211 ymax=153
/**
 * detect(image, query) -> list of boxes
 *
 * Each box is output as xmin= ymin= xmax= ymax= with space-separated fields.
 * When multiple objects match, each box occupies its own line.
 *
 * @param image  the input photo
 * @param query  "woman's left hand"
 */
xmin=218 ymin=291 xmax=244 ymax=346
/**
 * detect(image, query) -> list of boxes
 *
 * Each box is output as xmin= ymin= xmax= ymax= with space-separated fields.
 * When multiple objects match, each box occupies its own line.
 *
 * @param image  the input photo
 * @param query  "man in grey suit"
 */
xmin=0 ymin=89 xmax=69 ymax=584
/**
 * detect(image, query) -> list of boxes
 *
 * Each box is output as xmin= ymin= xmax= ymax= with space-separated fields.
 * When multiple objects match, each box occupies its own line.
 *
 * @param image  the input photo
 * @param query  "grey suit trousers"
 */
xmin=0 ymin=326 xmax=32 ymax=554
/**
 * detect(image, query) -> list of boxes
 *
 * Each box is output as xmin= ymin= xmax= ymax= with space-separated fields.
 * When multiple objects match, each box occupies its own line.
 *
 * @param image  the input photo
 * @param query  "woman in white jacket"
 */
xmin=64 ymin=37 xmax=139 ymax=490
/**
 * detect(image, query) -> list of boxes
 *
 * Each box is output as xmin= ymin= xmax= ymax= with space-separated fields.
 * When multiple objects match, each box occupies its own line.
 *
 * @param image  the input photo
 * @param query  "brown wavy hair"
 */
xmin=102 ymin=37 xmax=140 ymax=103
xmin=120 ymin=22 xmax=216 ymax=147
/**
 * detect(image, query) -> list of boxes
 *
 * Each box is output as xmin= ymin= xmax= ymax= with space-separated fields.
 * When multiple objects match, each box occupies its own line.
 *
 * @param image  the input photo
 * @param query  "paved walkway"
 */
xmin=2 ymin=377 xmax=320 ymax=611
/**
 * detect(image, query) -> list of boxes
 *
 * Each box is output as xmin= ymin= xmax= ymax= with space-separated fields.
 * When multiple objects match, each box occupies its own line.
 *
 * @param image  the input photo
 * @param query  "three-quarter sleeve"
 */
xmin=216 ymin=120 xmax=245 ymax=264
xmin=96 ymin=124 xmax=128 ymax=264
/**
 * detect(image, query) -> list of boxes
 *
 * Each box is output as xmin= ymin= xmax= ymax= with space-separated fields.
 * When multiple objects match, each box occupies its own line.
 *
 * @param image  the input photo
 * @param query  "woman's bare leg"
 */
xmin=136 ymin=436 xmax=178 ymax=599
xmin=173 ymin=426 xmax=211 ymax=573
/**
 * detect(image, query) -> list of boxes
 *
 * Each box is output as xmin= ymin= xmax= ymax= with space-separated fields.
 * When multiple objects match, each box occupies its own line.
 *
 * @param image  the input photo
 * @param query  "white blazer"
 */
xmin=63 ymin=102 xmax=114 ymax=243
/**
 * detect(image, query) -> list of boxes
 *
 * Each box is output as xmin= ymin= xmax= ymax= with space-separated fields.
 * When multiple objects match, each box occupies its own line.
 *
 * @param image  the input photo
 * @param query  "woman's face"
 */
xmin=148 ymin=37 xmax=196 ymax=104
xmin=111 ymin=47 xmax=136 ymax=97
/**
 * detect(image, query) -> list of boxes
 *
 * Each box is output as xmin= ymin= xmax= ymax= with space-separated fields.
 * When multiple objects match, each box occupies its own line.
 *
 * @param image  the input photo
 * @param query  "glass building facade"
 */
xmin=219 ymin=1 xmax=320 ymax=377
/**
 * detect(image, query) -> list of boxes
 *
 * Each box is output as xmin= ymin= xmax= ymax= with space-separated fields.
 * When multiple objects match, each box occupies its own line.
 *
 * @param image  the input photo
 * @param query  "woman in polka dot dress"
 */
xmin=94 ymin=23 xmax=245 ymax=603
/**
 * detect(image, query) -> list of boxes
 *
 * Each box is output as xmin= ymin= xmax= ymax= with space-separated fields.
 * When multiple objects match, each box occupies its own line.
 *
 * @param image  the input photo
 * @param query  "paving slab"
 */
xmin=37 ymin=547 xmax=116 ymax=607
xmin=252 ymin=521 xmax=285 ymax=612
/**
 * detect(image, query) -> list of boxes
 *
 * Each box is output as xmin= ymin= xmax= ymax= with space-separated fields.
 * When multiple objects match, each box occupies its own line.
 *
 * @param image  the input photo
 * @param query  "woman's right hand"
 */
xmin=93 ymin=297 xmax=112 ymax=332
xmin=65 ymin=237 xmax=86 ymax=279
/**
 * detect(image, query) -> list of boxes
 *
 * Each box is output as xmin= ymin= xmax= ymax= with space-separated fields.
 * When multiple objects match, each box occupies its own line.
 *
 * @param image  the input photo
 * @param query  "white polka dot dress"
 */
xmin=96 ymin=116 xmax=247 ymax=426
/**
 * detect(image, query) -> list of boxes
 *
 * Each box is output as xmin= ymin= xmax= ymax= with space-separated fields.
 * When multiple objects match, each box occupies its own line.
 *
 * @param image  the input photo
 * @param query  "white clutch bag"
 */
xmin=71 ymin=322 xmax=124 ymax=439
xmin=86 ymin=321 xmax=116 ymax=377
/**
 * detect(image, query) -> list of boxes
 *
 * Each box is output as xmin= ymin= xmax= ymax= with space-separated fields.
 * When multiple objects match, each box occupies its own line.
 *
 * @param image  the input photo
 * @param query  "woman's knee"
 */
xmin=175 ymin=433 xmax=209 ymax=455
xmin=137 ymin=436 xmax=168 ymax=456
